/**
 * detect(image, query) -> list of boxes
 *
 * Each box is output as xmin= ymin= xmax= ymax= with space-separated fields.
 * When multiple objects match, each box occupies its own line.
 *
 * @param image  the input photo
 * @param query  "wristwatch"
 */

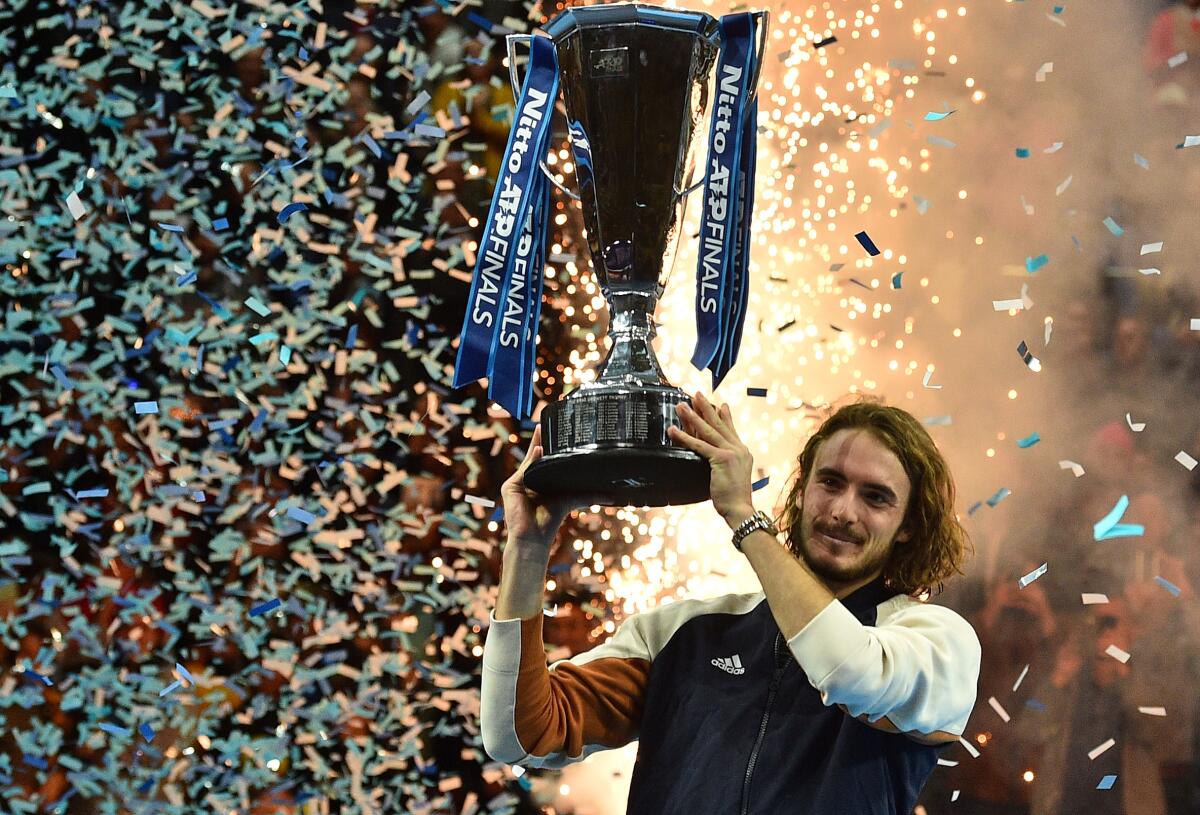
xmin=731 ymin=510 xmax=779 ymax=552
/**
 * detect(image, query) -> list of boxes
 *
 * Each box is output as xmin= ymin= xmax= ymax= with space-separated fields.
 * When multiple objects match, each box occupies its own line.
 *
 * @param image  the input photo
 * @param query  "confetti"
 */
xmin=1082 ymin=593 xmax=1109 ymax=605
xmin=1059 ymin=460 xmax=1086 ymax=477
xmin=891 ymin=271 xmax=904 ymax=288
xmin=988 ymin=696 xmax=1011 ymax=722
xmin=1175 ymin=451 xmax=1198 ymax=471
xmin=1015 ymin=147 xmax=1030 ymax=158
xmin=1125 ymin=413 xmax=1145 ymax=432
xmin=1016 ymin=340 xmax=1043 ymax=372
xmin=1016 ymin=432 xmax=1040 ymax=448
xmin=134 ymin=401 xmax=159 ymax=414
xmin=278 ymin=202 xmax=309 ymax=223
xmin=1093 ymin=495 xmax=1145 ymax=540
xmin=1102 ymin=216 xmax=1123 ymax=236
xmin=1097 ymin=775 xmax=1118 ymax=790
xmin=1035 ymin=62 xmax=1053 ymax=81
xmin=986 ymin=487 xmax=1012 ymax=507
xmin=1140 ymin=241 xmax=1163 ymax=255
xmin=1154 ymin=577 xmax=1182 ymax=597
xmin=1019 ymin=562 xmax=1048 ymax=588
xmin=854 ymin=230 xmax=881 ymax=256
xmin=921 ymin=370 xmax=942 ymax=389
xmin=65 ymin=190 xmax=86 ymax=220
xmin=249 ymin=598 xmax=283 ymax=617
xmin=1104 ymin=644 xmax=1130 ymax=664
xmin=923 ymin=109 xmax=956 ymax=120
xmin=746 ymin=387 xmax=768 ymax=397
xmin=1138 ymin=707 xmax=1167 ymax=716
xmin=1025 ymin=254 xmax=1049 ymax=273
xmin=1178 ymin=135 xmax=1200 ymax=148
xmin=1088 ymin=739 xmax=1116 ymax=760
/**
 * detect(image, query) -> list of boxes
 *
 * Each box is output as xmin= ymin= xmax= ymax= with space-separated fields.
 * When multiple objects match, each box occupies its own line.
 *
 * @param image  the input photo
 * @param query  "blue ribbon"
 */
xmin=453 ymin=35 xmax=560 ymax=419
xmin=691 ymin=12 xmax=761 ymax=390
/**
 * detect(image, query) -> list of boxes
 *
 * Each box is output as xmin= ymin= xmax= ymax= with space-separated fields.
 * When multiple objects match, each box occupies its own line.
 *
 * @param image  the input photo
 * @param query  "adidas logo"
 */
xmin=711 ymin=654 xmax=745 ymax=675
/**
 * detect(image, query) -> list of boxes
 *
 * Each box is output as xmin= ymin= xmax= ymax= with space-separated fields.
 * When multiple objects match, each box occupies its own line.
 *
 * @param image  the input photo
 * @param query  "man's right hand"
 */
xmin=501 ymin=423 xmax=613 ymax=548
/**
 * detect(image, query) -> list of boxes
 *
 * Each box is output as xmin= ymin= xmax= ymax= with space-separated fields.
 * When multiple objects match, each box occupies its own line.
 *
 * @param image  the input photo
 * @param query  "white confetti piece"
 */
xmin=1138 ymin=268 xmax=1162 ymax=276
xmin=1019 ymin=562 xmax=1048 ymax=588
xmin=1044 ymin=141 xmax=1064 ymax=153
xmin=1082 ymin=593 xmax=1110 ymax=605
xmin=65 ymin=190 xmax=86 ymax=220
xmin=958 ymin=737 xmax=981 ymax=758
xmin=1190 ymin=319 xmax=1200 ymax=331
xmin=1088 ymin=738 xmax=1116 ymax=760
xmin=1044 ymin=316 xmax=1053 ymax=346
xmin=1140 ymin=241 xmax=1163 ymax=255
xmin=1059 ymin=460 xmax=1086 ymax=477
xmin=1134 ymin=152 xmax=1150 ymax=168
xmin=922 ymin=370 xmax=942 ymax=389
xmin=1168 ymin=51 xmax=1188 ymax=68
xmin=464 ymin=495 xmax=496 ymax=508
xmin=1138 ymin=707 xmax=1167 ymax=717
xmin=1176 ymin=451 xmax=1198 ymax=471
xmin=951 ymin=790 xmax=961 ymax=800
xmin=1182 ymin=135 xmax=1200 ymax=148
xmin=1035 ymin=62 xmax=1053 ymax=82
xmin=988 ymin=696 xmax=1011 ymax=722
xmin=1055 ymin=175 xmax=1072 ymax=196
xmin=1020 ymin=195 xmax=1035 ymax=215
xmin=1105 ymin=644 xmax=1130 ymax=664
xmin=1125 ymin=413 xmax=1145 ymax=432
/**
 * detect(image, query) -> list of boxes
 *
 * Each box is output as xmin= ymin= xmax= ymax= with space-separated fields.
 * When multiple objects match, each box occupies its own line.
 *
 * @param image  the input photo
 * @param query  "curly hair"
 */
xmin=772 ymin=398 xmax=973 ymax=598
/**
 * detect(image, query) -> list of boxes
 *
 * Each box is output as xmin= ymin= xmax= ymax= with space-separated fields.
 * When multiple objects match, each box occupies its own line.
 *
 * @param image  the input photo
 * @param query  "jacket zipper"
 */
xmin=740 ymin=631 xmax=788 ymax=815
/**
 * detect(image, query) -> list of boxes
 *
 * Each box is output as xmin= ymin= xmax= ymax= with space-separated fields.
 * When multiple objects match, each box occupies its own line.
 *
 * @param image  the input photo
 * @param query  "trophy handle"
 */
xmin=505 ymin=33 xmax=582 ymax=202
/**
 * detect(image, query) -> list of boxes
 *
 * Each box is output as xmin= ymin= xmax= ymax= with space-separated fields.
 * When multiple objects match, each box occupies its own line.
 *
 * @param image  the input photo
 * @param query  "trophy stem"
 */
xmin=595 ymin=291 xmax=670 ymax=387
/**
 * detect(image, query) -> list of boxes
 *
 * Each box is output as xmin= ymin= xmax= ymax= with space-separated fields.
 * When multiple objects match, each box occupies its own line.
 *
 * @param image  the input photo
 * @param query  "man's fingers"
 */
xmin=667 ymin=424 xmax=720 ymax=463
xmin=681 ymin=400 xmax=724 ymax=446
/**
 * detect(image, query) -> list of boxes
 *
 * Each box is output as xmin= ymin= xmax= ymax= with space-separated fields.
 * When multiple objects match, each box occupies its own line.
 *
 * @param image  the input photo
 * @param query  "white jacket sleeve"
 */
xmin=785 ymin=598 xmax=981 ymax=737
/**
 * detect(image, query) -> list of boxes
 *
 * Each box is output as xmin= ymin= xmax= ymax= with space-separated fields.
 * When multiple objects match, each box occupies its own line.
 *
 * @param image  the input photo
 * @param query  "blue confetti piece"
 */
xmin=1015 ymin=147 xmax=1030 ymax=158
xmin=75 ymin=488 xmax=109 ymax=499
xmin=134 ymin=401 xmax=159 ymax=415
xmin=99 ymin=723 xmax=130 ymax=737
xmin=1133 ymin=153 xmax=1149 ymax=169
xmin=746 ymin=387 xmax=767 ymax=397
xmin=347 ymin=324 xmax=358 ymax=347
xmin=1017 ymin=432 xmax=1041 ymax=448
xmin=751 ymin=476 xmax=770 ymax=492
xmin=157 ymin=222 xmax=184 ymax=233
xmin=1154 ymin=576 xmax=1182 ymax=597
xmin=212 ymin=217 xmax=229 ymax=231
xmin=250 ymin=598 xmax=282 ymax=617
xmin=24 ymin=754 xmax=48 ymax=770
xmin=1102 ymin=216 xmax=1124 ymax=236
xmin=490 ymin=504 xmax=505 ymax=522
xmin=1025 ymin=254 xmax=1049 ymax=273
xmin=51 ymin=364 xmax=74 ymax=389
xmin=1097 ymin=774 xmax=1117 ymax=790
xmin=278 ymin=202 xmax=308 ymax=223
xmin=175 ymin=662 xmax=197 ymax=685
xmin=854 ymin=230 xmax=881 ymax=256
xmin=22 ymin=669 xmax=53 ymax=686
xmin=139 ymin=723 xmax=155 ymax=743
xmin=57 ymin=247 xmax=77 ymax=259
xmin=287 ymin=507 xmax=316 ymax=525
xmin=465 ymin=10 xmax=494 ymax=31
xmin=891 ymin=271 xmax=904 ymax=288
xmin=986 ymin=487 xmax=1011 ymax=507
xmin=250 ymin=409 xmax=268 ymax=434
xmin=158 ymin=679 xmax=181 ymax=697
xmin=1026 ymin=698 xmax=1046 ymax=711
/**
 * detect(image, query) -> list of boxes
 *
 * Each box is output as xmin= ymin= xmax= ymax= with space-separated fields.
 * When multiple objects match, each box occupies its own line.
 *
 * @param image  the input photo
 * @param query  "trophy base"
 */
xmin=524 ymin=385 xmax=712 ymax=507
xmin=524 ymin=446 xmax=711 ymax=507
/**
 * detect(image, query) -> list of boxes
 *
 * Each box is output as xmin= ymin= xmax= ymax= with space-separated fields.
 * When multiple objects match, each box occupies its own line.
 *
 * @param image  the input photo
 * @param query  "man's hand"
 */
xmin=666 ymin=391 xmax=755 ymax=523
xmin=501 ymin=424 xmax=612 ymax=547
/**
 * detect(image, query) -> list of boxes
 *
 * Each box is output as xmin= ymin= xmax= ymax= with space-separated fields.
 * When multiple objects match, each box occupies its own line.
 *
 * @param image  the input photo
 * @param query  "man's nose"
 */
xmin=829 ymin=490 xmax=857 ymax=525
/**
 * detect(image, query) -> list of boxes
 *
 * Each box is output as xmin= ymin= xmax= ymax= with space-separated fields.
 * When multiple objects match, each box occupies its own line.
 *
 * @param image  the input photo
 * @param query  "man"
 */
xmin=481 ymin=396 xmax=980 ymax=814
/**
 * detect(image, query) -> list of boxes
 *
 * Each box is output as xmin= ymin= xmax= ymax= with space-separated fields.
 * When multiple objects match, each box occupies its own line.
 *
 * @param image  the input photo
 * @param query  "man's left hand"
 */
xmin=666 ymin=392 xmax=755 ymax=524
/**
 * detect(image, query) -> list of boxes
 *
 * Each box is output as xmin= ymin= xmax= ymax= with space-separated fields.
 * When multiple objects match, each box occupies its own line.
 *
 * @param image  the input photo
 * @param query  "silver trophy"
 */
xmin=518 ymin=4 xmax=764 ymax=508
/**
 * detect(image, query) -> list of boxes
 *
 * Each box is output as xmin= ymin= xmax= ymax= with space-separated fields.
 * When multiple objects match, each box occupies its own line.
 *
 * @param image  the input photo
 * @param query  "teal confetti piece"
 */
xmin=1102 ymin=216 xmax=1124 ymax=236
xmin=986 ymin=487 xmax=1011 ymax=507
xmin=923 ymin=110 xmax=956 ymax=121
xmin=891 ymin=271 xmax=904 ymax=288
xmin=1017 ymin=432 xmax=1041 ymax=448
xmin=1015 ymin=147 xmax=1030 ymax=158
xmin=1025 ymin=254 xmax=1049 ymax=273
xmin=280 ymin=345 xmax=292 ymax=365
xmin=250 ymin=332 xmax=279 ymax=346
xmin=134 ymin=401 xmax=159 ymax=414
xmin=22 ymin=482 xmax=50 ymax=496
xmin=1093 ymin=494 xmax=1145 ymax=540
xmin=244 ymin=296 xmax=272 ymax=317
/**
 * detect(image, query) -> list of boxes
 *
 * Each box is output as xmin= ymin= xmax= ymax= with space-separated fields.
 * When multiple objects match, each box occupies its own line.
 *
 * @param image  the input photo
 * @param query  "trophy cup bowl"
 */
xmin=520 ymin=4 xmax=723 ymax=507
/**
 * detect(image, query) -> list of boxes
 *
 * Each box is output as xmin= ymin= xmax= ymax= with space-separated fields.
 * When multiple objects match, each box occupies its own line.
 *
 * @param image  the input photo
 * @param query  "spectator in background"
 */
xmin=1144 ymin=0 xmax=1200 ymax=104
